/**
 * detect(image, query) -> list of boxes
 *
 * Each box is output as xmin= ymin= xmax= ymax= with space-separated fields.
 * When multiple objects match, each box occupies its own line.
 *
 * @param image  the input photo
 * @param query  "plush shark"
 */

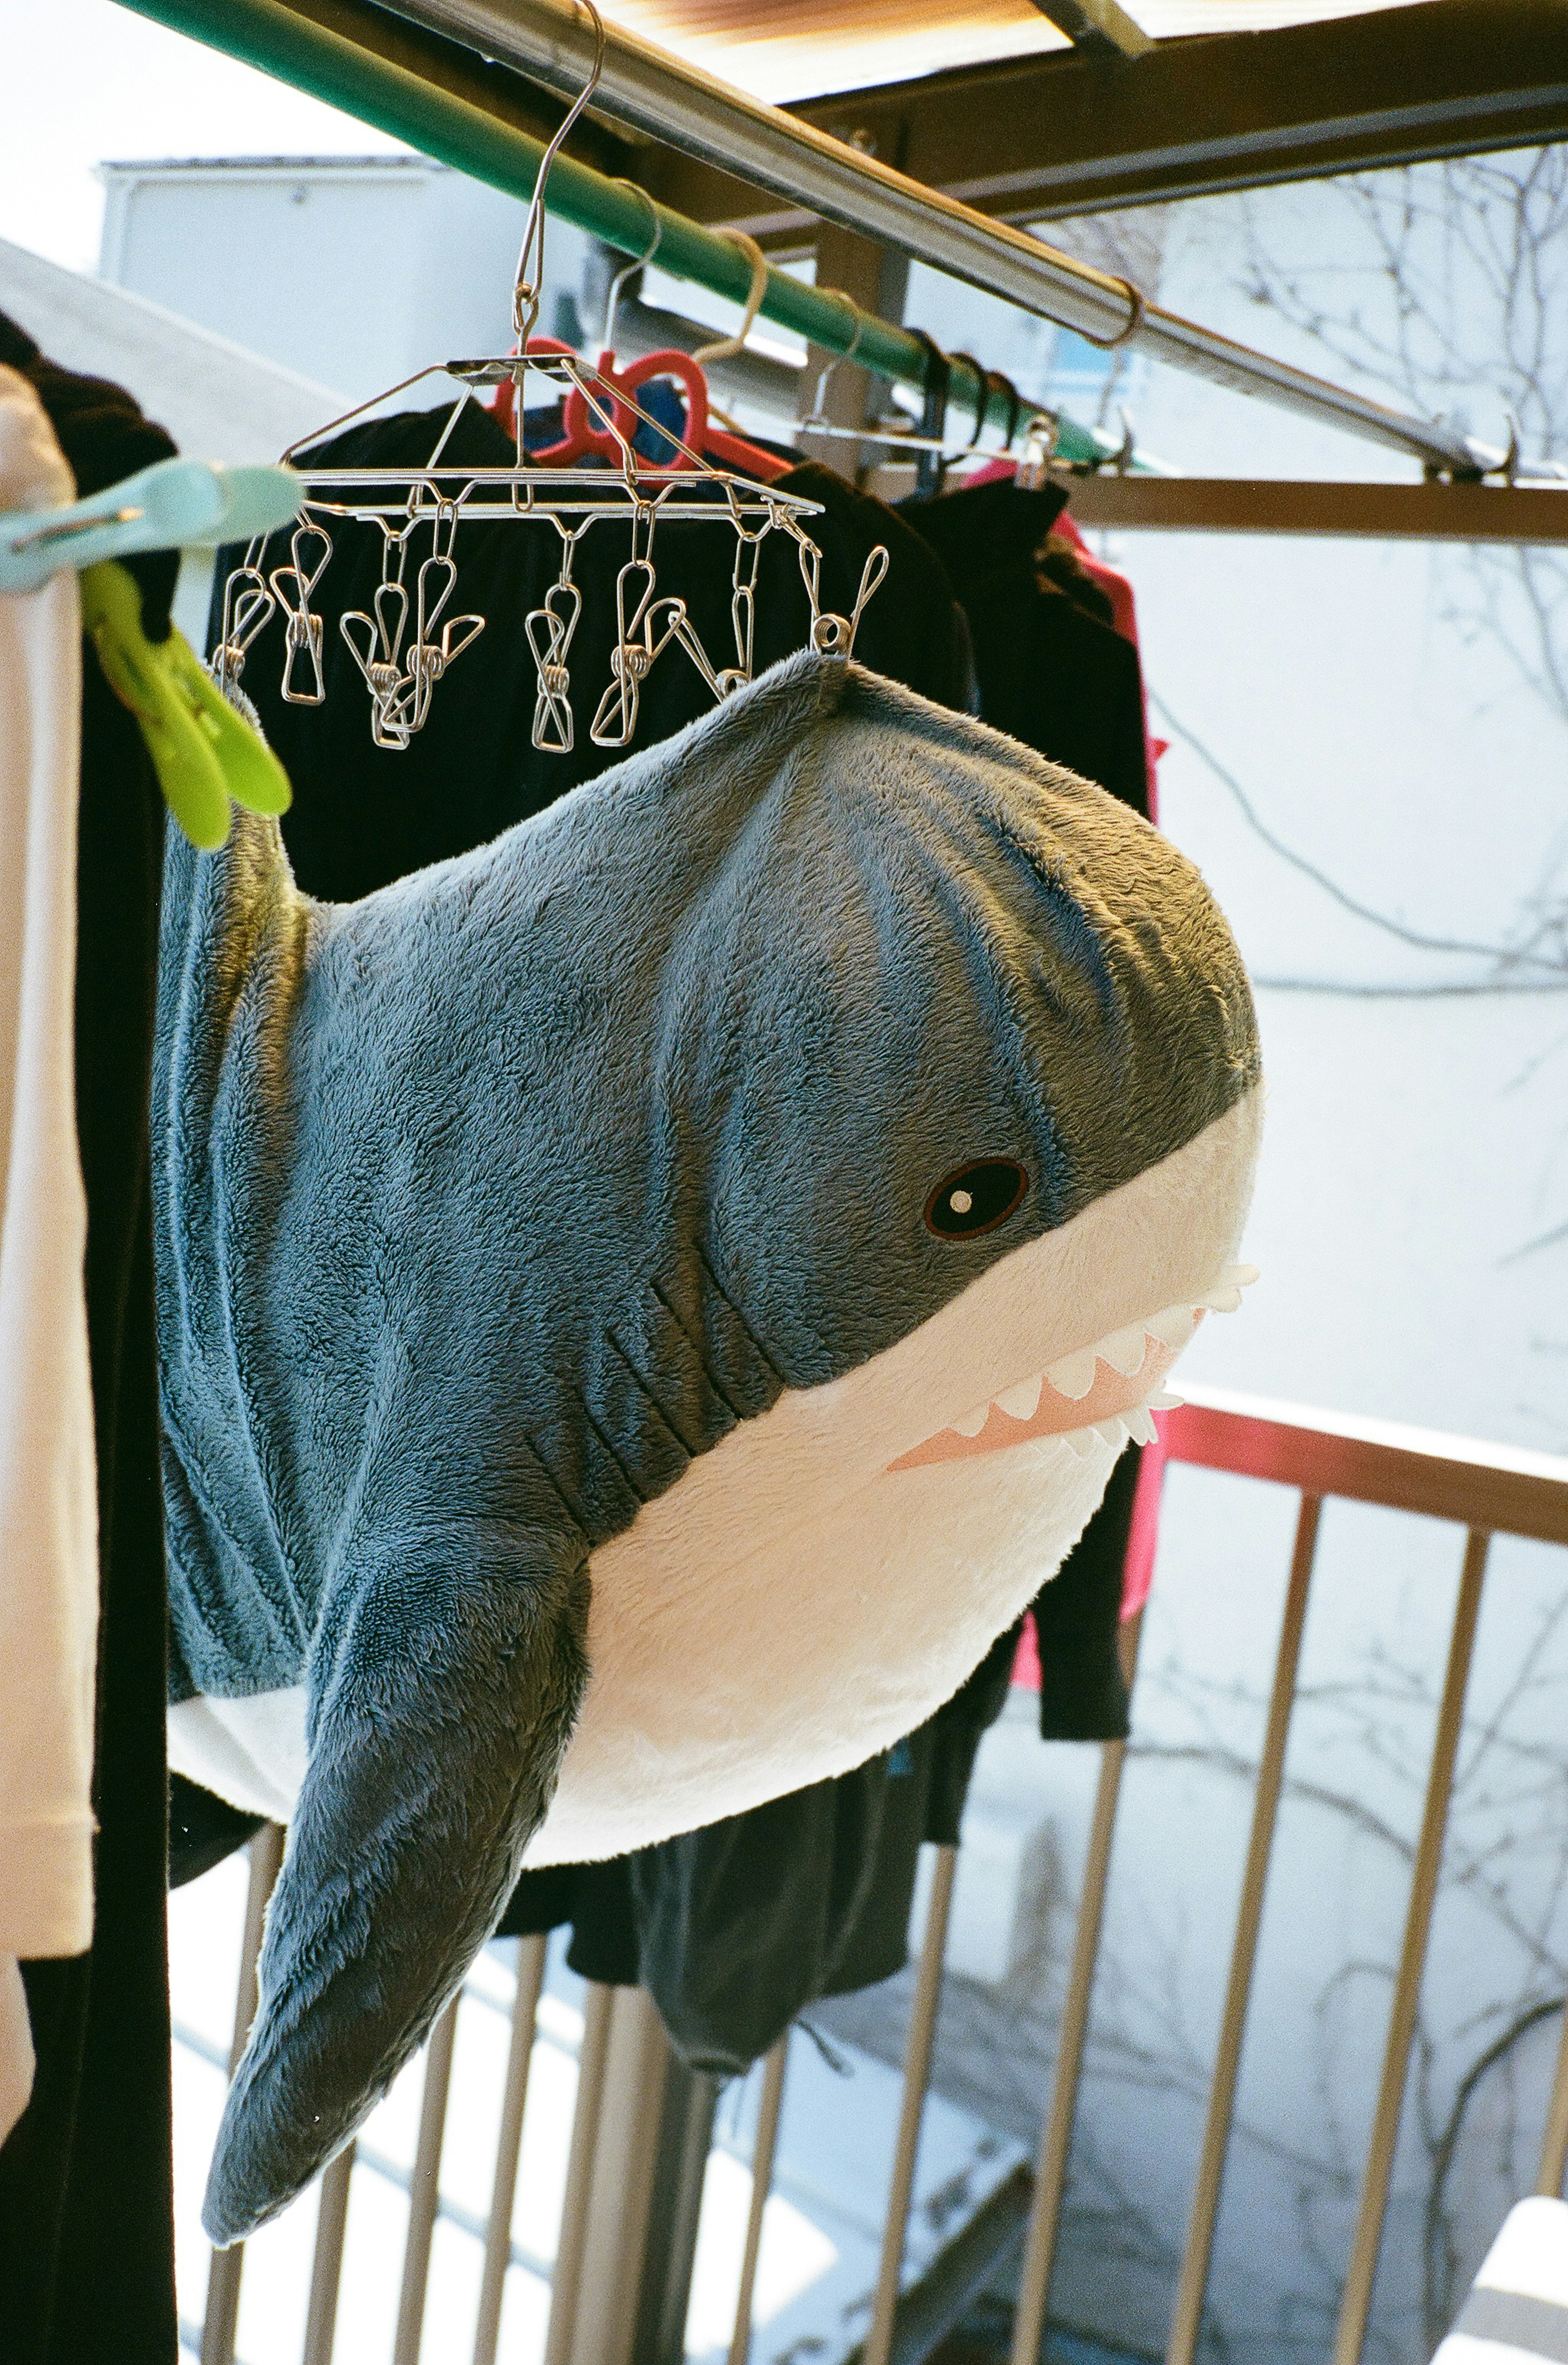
xmin=156 ymin=649 xmax=1261 ymax=2241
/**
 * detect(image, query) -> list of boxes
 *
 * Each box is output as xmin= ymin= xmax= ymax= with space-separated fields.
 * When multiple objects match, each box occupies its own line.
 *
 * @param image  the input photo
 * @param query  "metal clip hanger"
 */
xmin=240 ymin=0 xmax=885 ymax=757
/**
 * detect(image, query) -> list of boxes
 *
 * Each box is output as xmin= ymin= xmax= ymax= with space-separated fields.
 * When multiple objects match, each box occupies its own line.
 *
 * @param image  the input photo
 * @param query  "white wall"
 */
xmin=98 ymin=157 xmax=596 ymax=408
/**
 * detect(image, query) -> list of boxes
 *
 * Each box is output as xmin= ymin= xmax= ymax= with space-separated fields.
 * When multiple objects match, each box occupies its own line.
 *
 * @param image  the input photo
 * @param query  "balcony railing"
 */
xmin=183 ymin=1385 xmax=1568 ymax=2365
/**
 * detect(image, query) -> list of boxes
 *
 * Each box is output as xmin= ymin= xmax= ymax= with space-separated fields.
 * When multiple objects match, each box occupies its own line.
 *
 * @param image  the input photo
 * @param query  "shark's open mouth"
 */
xmin=888 ymin=1264 xmax=1257 ymax=1471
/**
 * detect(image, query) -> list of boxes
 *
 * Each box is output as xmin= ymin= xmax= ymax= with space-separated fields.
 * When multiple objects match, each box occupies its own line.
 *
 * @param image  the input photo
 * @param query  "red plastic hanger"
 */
xmin=492 ymin=339 xmax=788 ymax=482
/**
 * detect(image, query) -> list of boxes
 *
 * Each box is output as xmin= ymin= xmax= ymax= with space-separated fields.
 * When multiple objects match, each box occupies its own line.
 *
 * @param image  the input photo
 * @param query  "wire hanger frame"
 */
xmin=215 ymin=0 xmax=888 ymax=757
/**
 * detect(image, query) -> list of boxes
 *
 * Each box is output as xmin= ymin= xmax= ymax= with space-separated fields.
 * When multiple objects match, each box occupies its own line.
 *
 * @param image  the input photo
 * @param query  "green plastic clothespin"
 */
xmin=80 ymin=560 xmax=292 ymax=850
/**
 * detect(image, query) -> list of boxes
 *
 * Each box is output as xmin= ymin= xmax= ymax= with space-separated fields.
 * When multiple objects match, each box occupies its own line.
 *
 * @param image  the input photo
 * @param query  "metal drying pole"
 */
xmin=376 ymin=0 xmax=1556 ymax=480
xmin=112 ymin=0 xmax=1549 ymax=484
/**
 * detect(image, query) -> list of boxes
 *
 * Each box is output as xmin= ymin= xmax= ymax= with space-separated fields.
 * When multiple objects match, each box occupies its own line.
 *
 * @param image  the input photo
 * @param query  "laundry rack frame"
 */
xmin=111 ymin=0 xmax=1568 ymax=491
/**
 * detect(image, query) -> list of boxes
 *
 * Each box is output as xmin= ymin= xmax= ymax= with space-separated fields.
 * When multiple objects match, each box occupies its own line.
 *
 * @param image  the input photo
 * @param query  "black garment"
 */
xmin=0 ymin=314 xmax=177 ymax=2365
xmin=208 ymin=400 xmax=971 ymax=902
xmin=499 ymin=1629 xmax=1018 ymax=2076
xmin=904 ymin=477 xmax=1150 ymax=822
xmin=184 ymin=412 xmax=1006 ymax=2071
xmin=904 ymin=475 xmax=1157 ymax=1747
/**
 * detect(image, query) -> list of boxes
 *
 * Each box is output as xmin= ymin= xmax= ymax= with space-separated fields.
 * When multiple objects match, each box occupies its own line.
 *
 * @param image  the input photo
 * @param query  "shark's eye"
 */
xmin=925 ymin=1160 xmax=1029 ymax=1240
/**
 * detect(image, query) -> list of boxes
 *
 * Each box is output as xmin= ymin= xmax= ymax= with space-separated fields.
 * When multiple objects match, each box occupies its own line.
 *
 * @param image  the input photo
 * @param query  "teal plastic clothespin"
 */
xmin=81 ymin=561 xmax=292 ymax=851
xmin=0 ymin=457 xmax=302 ymax=593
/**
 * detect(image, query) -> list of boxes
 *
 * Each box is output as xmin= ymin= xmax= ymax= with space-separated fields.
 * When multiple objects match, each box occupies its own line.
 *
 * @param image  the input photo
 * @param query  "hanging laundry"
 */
xmin=905 ymin=474 xmax=1150 ymax=819
xmin=0 ymin=368 xmax=96 ymax=2144
xmin=0 ymin=309 xmax=179 ymax=2365
xmin=155 ymin=643 xmax=1261 ymax=2238
xmin=205 ymin=399 xmax=971 ymax=902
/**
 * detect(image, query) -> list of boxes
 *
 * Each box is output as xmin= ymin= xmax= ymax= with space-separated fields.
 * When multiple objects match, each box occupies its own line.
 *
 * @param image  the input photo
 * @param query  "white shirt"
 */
xmin=0 ymin=363 xmax=99 ymax=2141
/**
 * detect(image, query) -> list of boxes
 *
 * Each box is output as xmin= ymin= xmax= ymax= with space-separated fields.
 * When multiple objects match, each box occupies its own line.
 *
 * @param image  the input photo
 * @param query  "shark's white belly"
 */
xmin=169 ymin=1090 xmax=1261 ymax=1851
xmin=166 ymin=1436 xmax=1111 ymax=1843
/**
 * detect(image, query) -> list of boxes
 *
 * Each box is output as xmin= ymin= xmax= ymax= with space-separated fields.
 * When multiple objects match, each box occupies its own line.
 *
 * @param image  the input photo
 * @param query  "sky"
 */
xmin=0 ymin=0 xmax=406 ymax=274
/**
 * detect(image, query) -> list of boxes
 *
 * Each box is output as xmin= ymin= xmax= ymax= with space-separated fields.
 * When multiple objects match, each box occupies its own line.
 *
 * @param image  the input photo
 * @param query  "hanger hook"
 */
xmin=1078 ymin=274 xmax=1146 ymax=352
xmin=511 ymin=0 xmax=607 ymax=349
xmin=802 ymin=292 xmax=866 ymax=430
xmin=599 ymin=181 xmax=663 ymax=354
xmin=906 ymin=329 xmax=951 ymax=500
xmin=947 ymin=352 xmax=989 ymax=453
xmin=691 ymin=232 xmax=770 ymax=366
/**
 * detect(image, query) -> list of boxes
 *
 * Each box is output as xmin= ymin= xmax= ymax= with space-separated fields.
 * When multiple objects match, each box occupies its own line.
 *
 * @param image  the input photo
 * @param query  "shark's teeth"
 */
xmin=995 ymin=1373 xmax=1045 ymax=1422
xmin=1100 ymin=1324 xmax=1150 ymax=1377
xmin=1046 ymin=1348 xmax=1098 ymax=1401
xmin=910 ymin=1260 xmax=1257 ymax=1468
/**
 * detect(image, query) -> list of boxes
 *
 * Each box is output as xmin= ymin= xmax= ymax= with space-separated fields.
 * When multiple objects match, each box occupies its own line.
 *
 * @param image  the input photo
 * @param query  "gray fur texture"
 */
xmin=155 ymin=650 xmax=1258 ymax=2239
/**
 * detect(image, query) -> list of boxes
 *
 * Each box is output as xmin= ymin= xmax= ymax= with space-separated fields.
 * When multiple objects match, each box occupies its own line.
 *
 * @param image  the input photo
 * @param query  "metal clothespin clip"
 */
xmin=791 ymin=529 xmax=889 ymax=662
xmin=396 ymin=504 xmax=483 ymax=737
xmin=270 ymin=523 xmax=332 ymax=704
xmin=526 ymin=520 xmax=587 ymax=753
xmin=591 ymin=502 xmax=684 ymax=746
xmin=340 ymin=527 xmax=413 ymax=748
xmin=212 ymin=554 xmax=276 ymax=693
xmin=717 ymin=483 xmax=779 ymax=694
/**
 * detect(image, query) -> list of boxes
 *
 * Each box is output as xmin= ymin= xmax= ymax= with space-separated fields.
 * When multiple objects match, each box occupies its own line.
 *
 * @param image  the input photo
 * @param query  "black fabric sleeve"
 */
xmin=1029 ymin=1443 xmax=1140 ymax=1743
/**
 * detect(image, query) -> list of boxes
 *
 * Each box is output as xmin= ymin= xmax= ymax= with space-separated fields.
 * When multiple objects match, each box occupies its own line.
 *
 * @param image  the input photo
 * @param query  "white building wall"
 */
xmin=96 ymin=156 xmax=595 ymax=405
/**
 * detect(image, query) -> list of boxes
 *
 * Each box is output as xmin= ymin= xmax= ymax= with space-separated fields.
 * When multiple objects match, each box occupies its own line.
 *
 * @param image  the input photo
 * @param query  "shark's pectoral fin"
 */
xmin=201 ymin=1532 xmax=589 ymax=2245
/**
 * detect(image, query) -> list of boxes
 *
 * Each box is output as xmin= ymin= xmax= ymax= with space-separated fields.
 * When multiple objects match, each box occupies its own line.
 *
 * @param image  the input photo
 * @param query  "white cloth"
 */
xmin=1432 ymin=2195 xmax=1568 ymax=2362
xmin=0 ymin=364 xmax=98 ymax=2142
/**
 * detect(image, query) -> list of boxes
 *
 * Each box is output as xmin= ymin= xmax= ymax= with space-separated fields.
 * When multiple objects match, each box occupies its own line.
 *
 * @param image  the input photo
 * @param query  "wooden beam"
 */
xmin=639 ymin=0 xmax=1568 ymax=233
xmin=1052 ymin=474 xmax=1568 ymax=543
xmin=861 ymin=469 xmax=1568 ymax=544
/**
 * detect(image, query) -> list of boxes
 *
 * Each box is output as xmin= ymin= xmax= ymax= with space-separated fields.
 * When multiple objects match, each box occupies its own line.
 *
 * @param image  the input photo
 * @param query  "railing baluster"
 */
xmin=541 ymin=1981 xmax=615 ymax=2365
xmin=1006 ymin=1728 xmax=1127 ymax=2365
xmin=1537 ymin=1992 xmax=1568 ymax=2199
xmin=201 ymin=1821 xmax=285 ymax=2365
xmin=301 ymin=2142 xmax=355 ymax=2365
xmin=727 ymin=2036 xmax=790 ymax=2365
xmin=472 ymin=1934 xmax=548 ymax=2365
xmin=1331 ymin=1526 xmax=1490 ymax=2365
xmin=392 ymin=1994 xmax=461 ymax=2365
xmin=1165 ymin=1493 xmax=1321 ymax=2365
xmin=863 ymin=1840 xmax=959 ymax=2365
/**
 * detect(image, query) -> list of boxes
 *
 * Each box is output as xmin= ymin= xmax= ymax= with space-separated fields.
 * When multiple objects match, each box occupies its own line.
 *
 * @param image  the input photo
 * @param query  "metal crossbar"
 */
xmin=185 ymin=1389 xmax=1568 ymax=2365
